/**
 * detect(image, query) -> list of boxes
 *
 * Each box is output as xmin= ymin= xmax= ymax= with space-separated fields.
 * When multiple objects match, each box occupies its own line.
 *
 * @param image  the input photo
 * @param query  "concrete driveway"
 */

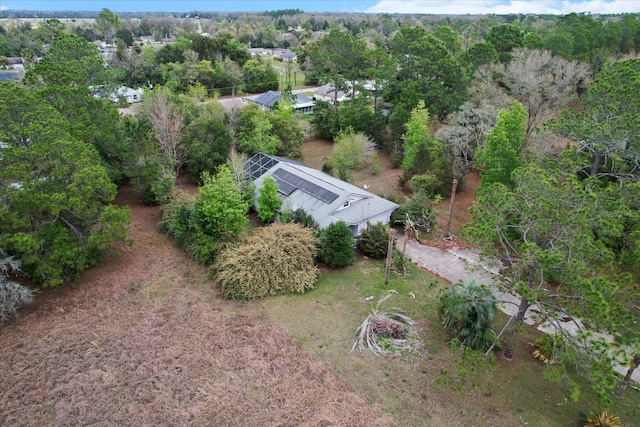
xmin=397 ymin=235 xmax=640 ymax=385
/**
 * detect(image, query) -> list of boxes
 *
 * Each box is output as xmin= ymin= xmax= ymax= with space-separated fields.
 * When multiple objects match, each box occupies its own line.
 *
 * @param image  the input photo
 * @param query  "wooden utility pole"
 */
xmin=384 ymin=229 xmax=397 ymax=285
xmin=402 ymin=226 xmax=409 ymax=256
xmin=445 ymin=179 xmax=458 ymax=238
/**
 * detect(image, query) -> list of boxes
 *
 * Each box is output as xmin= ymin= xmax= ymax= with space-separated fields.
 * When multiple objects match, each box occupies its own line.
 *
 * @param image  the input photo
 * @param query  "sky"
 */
xmin=1 ymin=0 xmax=639 ymax=14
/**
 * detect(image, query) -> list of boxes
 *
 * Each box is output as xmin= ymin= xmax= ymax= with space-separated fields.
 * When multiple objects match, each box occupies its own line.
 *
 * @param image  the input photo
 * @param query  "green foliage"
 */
xmin=402 ymin=191 xmax=441 ymax=234
xmin=329 ymin=129 xmax=373 ymax=182
xmin=471 ymin=160 xmax=630 ymax=405
xmin=485 ymin=23 xmax=524 ymax=62
xmin=439 ymin=281 xmax=497 ymax=352
xmin=182 ymin=116 xmax=232 ymax=184
xmin=242 ymin=58 xmax=279 ymax=93
xmin=160 ymin=189 xmax=196 ymax=250
xmin=356 ymin=222 xmax=391 ymax=259
xmin=0 ymin=84 xmax=131 ymax=286
xmin=401 ymin=100 xmax=431 ymax=172
xmin=310 ymin=100 xmax=339 ymax=140
xmin=1 ymin=250 xmax=34 ymax=323
xmin=475 ymin=100 xmax=527 ymax=189
xmin=318 ymin=221 xmax=354 ymax=268
xmin=214 ymin=223 xmax=318 ymax=299
xmin=191 ymin=166 xmax=248 ymax=262
xmin=551 ymin=59 xmax=640 ymax=181
xmin=284 ymin=208 xmax=320 ymax=231
xmin=256 ymin=177 xmax=282 ymax=223
xmin=391 ymin=250 xmax=410 ymax=276
xmin=399 ymin=100 xmax=450 ymax=191
xmin=532 ymin=334 xmax=564 ymax=364
xmin=438 ymin=339 xmax=497 ymax=392
xmin=387 ymin=26 xmax=467 ymax=122
xmin=408 ymin=172 xmax=442 ymax=199
xmin=462 ymin=42 xmax=498 ymax=72
xmin=24 ymin=33 xmax=110 ymax=87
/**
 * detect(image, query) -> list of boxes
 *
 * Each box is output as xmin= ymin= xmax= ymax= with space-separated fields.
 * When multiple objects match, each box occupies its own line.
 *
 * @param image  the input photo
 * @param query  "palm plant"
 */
xmin=439 ymin=281 xmax=497 ymax=352
xmin=584 ymin=411 xmax=623 ymax=427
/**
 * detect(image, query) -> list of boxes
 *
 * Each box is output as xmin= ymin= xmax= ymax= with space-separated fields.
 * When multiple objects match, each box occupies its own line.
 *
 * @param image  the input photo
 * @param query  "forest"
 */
xmin=1 ymin=7 xmax=640 ymax=426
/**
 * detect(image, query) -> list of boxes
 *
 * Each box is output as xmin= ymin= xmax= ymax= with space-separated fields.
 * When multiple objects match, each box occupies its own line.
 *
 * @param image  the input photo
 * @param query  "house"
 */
xmin=101 ymin=86 xmax=144 ymax=104
xmin=244 ymin=90 xmax=315 ymax=114
xmin=279 ymin=51 xmax=297 ymax=62
xmin=6 ymin=57 xmax=24 ymax=71
xmin=248 ymin=48 xmax=274 ymax=57
xmin=245 ymin=153 xmax=399 ymax=236
xmin=313 ymin=83 xmax=348 ymax=104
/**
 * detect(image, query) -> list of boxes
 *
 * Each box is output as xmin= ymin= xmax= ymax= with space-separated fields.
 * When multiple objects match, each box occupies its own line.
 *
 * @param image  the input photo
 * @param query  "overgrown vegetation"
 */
xmin=214 ymin=223 xmax=318 ymax=299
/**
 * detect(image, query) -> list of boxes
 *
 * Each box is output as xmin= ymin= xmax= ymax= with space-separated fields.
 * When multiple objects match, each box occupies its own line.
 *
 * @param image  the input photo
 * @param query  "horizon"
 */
xmin=1 ymin=1 xmax=639 ymax=15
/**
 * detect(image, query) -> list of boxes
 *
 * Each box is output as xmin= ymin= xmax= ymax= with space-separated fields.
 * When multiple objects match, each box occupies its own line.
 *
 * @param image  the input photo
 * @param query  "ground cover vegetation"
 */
xmin=1 ymin=7 xmax=640 ymax=425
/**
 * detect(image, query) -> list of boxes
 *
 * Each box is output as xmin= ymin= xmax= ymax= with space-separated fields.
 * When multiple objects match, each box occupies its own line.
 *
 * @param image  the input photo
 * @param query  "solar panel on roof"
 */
xmin=273 ymin=176 xmax=296 ymax=196
xmin=272 ymin=168 xmax=339 ymax=204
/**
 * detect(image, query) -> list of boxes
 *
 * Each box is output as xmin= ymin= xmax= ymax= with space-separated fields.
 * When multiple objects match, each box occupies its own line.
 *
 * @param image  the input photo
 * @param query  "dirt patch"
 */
xmin=0 ymin=184 xmax=392 ymax=427
xmin=301 ymin=138 xmax=407 ymax=200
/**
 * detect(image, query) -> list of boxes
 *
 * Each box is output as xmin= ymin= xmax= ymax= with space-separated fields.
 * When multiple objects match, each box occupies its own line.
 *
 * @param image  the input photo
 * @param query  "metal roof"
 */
xmin=245 ymin=153 xmax=399 ymax=230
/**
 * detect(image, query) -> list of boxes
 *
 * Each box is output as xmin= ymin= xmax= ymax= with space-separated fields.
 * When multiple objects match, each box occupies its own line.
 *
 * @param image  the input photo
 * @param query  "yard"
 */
xmin=1 ymin=142 xmax=638 ymax=426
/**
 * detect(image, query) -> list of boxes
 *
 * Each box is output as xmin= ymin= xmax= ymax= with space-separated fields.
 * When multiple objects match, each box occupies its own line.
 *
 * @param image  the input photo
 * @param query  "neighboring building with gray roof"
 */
xmin=245 ymin=153 xmax=399 ymax=236
xmin=244 ymin=90 xmax=314 ymax=114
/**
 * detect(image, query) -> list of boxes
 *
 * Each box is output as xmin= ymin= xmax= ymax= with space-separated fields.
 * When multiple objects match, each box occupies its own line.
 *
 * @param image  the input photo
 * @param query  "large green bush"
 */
xmin=318 ymin=221 xmax=354 ymax=268
xmin=214 ymin=223 xmax=318 ymax=299
xmin=356 ymin=222 xmax=391 ymax=259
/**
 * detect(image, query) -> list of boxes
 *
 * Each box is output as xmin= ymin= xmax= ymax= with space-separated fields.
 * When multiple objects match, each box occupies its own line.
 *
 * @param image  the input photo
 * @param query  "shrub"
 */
xmin=408 ymin=172 xmax=441 ymax=198
xmin=403 ymin=191 xmax=441 ymax=234
xmin=160 ymin=189 xmax=196 ymax=249
xmin=286 ymin=208 xmax=319 ymax=231
xmin=1 ymin=251 xmax=34 ymax=323
xmin=439 ymin=281 xmax=497 ymax=352
xmin=357 ymin=222 xmax=391 ymax=259
xmin=256 ymin=177 xmax=282 ymax=223
xmin=318 ymin=221 xmax=354 ymax=268
xmin=214 ymin=223 xmax=318 ymax=299
xmin=391 ymin=250 xmax=410 ymax=276
xmin=532 ymin=334 xmax=564 ymax=365
xmin=584 ymin=412 xmax=623 ymax=427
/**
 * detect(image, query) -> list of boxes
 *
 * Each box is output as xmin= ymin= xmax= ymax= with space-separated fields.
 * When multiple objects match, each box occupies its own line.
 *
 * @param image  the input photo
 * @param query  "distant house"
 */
xmin=313 ymin=83 xmax=348 ymax=104
xmin=6 ymin=57 xmax=24 ymax=71
xmin=100 ymin=86 xmax=144 ymax=104
xmin=244 ymin=90 xmax=315 ymax=114
xmin=248 ymin=48 xmax=274 ymax=57
xmin=279 ymin=51 xmax=297 ymax=62
xmin=138 ymin=35 xmax=155 ymax=44
xmin=245 ymin=153 xmax=399 ymax=236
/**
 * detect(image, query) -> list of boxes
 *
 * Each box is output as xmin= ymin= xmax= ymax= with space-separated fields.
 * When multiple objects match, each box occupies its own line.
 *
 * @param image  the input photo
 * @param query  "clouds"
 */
xmin=365 ymin=1 xmax=640 ymax=15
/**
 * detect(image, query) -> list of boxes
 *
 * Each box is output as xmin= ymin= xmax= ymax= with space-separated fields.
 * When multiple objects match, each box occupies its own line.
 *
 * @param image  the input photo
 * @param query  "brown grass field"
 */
xmin=1 ymin=140 xmax=638 ymax=426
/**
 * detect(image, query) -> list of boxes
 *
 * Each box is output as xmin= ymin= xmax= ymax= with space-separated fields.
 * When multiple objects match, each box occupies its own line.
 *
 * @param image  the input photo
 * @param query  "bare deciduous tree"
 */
xmin=145 ymin=87 xmax=185 ymax=173
xmin=497 ymin=48 xmax=589 ymax=141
